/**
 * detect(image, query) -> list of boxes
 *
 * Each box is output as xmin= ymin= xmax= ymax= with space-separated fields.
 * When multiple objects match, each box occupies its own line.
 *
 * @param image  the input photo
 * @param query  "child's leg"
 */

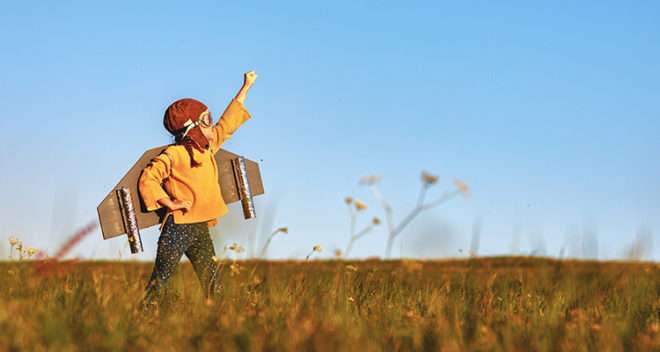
xmin=184 ymin=223 xmax=218 ymax=299
xmin=142 ymin=216 xmax=193 ymax=305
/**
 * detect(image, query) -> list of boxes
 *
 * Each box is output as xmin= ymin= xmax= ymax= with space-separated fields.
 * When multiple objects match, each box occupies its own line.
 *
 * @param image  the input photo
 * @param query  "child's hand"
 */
xmin=235 ymin=71 xmax=258 ymax=104
xmin=244 ymin=70 xmax=258 ymax=87
xmin=158 ymin=197 xmax=193 ymax=214
xmin=171 ymin=199 xmax=193 ymax=214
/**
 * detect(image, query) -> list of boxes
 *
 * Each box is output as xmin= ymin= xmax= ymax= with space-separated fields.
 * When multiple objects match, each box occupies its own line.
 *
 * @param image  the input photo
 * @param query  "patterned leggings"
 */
xmin=142 ymin=215 xmax=217 ymax=305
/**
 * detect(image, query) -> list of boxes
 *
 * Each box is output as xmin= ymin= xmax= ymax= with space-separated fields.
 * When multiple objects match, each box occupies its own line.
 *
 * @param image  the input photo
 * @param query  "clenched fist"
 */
xmin=244 ymin=70 xmax=258 ymax=87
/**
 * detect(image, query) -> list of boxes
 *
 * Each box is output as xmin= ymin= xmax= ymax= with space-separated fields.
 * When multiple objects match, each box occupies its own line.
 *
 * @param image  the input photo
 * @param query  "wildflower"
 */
xmin=211 ymin=256 xmax=220 ymax=263
xmin=260 ymin=227 xmax=288 ymax=258
xmin=358 ymin=175 xmax=381 ymax=186
xmin=344 ymin=196 xmax=353 ymax=205
xmin=347 ymin=296 xmax=355 ymax=302
xmin=372 ymin=217 xmax=381 ymax=225
xmin=345 ymin=265 xmax=358 ymax=272
xmin=27 ymin=247 xmax=37 ymax=257
xmin=305 ymin=245 xmax=322 ymax=260
xmin=354 ymin=199 xmax=368 ymax=211
xmin=227 ymin=243 xmax=245 ymax=253
xmin=229 ymin=263 xmax=241 ymax=276
xmin=8 ymin=236 xmax=20 ymax=260
xmin=421 ymin=171 xmax=439 ymax=186
xmin=454 ymin=179 xmax=470 ymax=197
xmin=334 ymin=249 xmax=342 ymax=257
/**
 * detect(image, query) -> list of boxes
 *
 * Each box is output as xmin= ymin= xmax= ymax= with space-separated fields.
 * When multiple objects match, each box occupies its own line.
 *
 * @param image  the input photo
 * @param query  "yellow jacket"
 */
xmin=138 ymin=98 xmax=251 ymax=228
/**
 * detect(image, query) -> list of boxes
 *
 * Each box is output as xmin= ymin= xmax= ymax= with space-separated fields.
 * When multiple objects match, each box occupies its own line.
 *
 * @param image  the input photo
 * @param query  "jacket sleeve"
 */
xmin=138 ymin=151 xmax=173 ymax=211
xmin=210 ymin=98 xmax=252 ymax=154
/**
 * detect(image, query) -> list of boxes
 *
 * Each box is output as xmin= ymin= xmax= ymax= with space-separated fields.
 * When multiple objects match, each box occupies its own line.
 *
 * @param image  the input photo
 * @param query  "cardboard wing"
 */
xmin=97 ymin=146 xmax=264 ymax=240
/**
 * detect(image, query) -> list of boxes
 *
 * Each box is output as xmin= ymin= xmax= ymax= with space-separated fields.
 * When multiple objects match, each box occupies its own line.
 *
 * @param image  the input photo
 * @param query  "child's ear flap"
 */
xmin=188 ymin=127 xmax=210 ymax=150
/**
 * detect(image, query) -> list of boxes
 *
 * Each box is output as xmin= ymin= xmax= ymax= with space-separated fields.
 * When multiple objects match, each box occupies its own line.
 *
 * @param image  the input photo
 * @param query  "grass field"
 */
xmin=1 ymin=257 xmax=658 ymax=351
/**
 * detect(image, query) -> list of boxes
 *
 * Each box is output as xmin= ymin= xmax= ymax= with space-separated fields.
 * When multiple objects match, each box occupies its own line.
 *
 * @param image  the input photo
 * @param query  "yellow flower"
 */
xmin=8 ymin=236 xmax=18 ymax=246
xmin=313 ymin=245 xmax=322 ymax=252
xmin=421 ymin=171 xmax=439 ymax=185
xmin=454 ymin=179 xmax=470 ymax=197
xmin=344 ymin=196 xmax=353 ymax=205
xmin=372 ymin=217 xmax=381 ymax=225
xmin=354 ymin=199 xmax=368 ymax=211
xmin=211 ymin=256 xmax=220 ymax=263
xmin=27 ymin=247 xmax=37 ymax=257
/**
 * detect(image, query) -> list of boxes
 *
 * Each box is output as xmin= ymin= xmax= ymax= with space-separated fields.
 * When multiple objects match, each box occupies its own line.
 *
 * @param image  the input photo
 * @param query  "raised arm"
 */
xmin=234 ymin=70 xmax=258 ymax=104
xmin=210 ymin=71 xmax=258 ymax=153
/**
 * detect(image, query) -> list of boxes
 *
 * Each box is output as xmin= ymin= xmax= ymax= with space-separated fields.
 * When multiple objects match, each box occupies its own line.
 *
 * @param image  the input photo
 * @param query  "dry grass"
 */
xmin=0 ymin=257 xmax=658 ymax=351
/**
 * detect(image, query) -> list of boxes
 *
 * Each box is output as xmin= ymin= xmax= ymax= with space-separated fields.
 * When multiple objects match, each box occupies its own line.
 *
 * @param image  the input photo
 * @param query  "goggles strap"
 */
xmin=180 ymin=119 xmax=199 ymax=139
xmin=179 ymin=110 xmax=210 ymax=139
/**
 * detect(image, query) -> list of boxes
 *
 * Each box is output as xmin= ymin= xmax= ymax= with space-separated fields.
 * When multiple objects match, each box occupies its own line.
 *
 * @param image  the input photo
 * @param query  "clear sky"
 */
xmin=1 ymin=1 xmax=658 ymax=261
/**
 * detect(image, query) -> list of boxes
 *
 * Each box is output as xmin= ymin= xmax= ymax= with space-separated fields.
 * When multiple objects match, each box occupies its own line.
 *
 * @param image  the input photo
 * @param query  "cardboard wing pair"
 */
xmin=97 ymin=145 xmax=264 ymax=253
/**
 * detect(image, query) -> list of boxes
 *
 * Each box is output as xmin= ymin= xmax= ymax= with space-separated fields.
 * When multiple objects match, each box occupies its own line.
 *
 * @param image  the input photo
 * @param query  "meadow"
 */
xmin=0 ymin=257 xmax=658 ymax=351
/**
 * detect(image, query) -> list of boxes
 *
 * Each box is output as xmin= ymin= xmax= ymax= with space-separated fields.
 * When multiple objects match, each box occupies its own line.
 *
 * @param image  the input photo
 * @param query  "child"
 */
xmin=138 ymin=71 xmax=258 ymax=307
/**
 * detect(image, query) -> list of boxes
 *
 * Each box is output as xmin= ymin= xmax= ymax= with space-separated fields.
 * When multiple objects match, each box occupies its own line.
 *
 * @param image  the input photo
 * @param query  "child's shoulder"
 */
xmin=159 ymin=144 xmax=187 ymax=162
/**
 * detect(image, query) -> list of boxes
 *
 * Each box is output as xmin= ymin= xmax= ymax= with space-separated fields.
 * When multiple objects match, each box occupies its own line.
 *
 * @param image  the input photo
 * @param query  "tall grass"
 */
xmin=0 ymin=257 xmax=657 ymax=351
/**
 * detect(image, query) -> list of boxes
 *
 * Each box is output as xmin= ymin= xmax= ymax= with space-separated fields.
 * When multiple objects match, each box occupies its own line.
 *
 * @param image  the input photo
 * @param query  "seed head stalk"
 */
xmin=259 ymin=227 xmax=287 ymax=259
xmin=342 ymin=197 xmax=379 ymax=257
xmin=361 ymin=173 xmax=469 ymax=258
xmin=345 ymin=225 xmax=375 ymax=257
xmin=306 ymin=245 xmax=322 ymax=260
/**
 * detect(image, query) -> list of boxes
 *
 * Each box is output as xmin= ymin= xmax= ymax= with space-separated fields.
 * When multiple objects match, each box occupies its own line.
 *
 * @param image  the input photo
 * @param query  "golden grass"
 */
xmin=0 ymin=257 xmax=658 ymax=351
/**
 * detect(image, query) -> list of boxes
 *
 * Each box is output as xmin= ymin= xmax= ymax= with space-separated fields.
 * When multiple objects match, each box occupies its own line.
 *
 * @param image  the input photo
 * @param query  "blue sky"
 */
xmin=1 ymin=1 xmax=658 ymax=261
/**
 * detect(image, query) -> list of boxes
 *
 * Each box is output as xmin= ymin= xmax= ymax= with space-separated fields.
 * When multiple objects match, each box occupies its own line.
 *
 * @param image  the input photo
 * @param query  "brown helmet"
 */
xmin=163 ymin=98 xmax=213 ymax=167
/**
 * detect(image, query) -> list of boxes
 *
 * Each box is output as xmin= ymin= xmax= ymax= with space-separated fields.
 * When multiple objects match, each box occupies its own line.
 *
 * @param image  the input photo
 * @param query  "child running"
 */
xmin=138 ymin=71 xmax=257 ymax=307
